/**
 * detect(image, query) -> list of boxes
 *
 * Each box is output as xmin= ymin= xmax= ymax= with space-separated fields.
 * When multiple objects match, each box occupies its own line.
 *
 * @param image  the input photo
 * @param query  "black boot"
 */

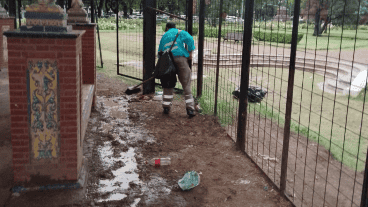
xmin=186 ymin=108 xmax=196 ymax=117
xmin=163 ymin=107 xmax=170 ymax=114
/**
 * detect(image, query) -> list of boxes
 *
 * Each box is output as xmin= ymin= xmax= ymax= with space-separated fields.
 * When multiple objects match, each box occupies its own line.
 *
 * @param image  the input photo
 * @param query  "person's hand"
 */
xmin=188 ymin=52 xmax=193 ymax=60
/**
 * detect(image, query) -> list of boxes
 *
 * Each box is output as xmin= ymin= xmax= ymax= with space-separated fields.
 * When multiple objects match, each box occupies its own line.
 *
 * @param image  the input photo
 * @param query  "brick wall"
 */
xmin=0 ymin=17 xmax=15 ymax=70
xmin=7 ymin=31 xmax=85 ymax=183
xmin=71 ymin=24 xmax=96 ymax=86
xmin=70 ymin=24 xmax=96 ymax=165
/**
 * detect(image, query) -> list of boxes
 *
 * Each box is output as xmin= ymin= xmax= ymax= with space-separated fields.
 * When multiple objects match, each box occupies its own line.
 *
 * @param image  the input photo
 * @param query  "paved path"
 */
xmin=0 ymin=68 xmax=13 ymax=207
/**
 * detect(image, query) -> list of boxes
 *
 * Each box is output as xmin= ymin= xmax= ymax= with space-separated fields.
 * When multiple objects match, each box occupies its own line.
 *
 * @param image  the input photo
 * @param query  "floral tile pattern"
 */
xmin=27 ymin=59 xmax=60 ymax=162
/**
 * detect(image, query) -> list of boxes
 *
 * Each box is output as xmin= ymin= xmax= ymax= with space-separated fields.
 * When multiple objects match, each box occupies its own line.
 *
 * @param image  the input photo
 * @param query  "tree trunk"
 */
xmin=313 ymin=7 xmax=321 ymax=36
xmin=169 ymin=0 xmax=174 ymax=15
xmin=319 ymin=17 xmax=330 ymax=34
xmin=57 ymin=0 xmax=64 ymax=8
xmin=123 ymin=3 xmax=128 ymax=18
xmin=98 ymin=0 xmax=105 ymax=18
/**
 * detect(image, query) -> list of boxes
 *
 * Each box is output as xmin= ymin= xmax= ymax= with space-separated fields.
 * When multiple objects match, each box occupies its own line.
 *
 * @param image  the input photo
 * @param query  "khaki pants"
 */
xmin=162 ymin=56 xmax=195 ymax=110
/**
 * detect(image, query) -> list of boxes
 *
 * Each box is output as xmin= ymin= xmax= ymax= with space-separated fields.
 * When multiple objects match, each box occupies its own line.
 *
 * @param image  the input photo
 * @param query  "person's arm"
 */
xmin=182 ymin=31 xmax=195 ymax=57
xmin=157 ymin=40 xmax=163 ymax=58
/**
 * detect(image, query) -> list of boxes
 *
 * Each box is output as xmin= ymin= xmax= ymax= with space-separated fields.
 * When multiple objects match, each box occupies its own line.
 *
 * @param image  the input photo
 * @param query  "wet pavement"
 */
xmin=3 ymin=94 xmax=187 ymax=206
xmin=0 ymin=68 xmax=13 ymax=207
xmin=86 ymin=95 xmax=187 ymax=206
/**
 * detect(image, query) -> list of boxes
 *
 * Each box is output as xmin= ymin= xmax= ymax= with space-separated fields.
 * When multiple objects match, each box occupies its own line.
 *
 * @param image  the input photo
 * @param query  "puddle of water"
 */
xmin=98 ymin=147 xmax=140 ymax=194
xmin=131 ymin=198 xmax=141 ymax=207
xmin=97 ymin=193 xmax=127 ymax=203
xmin=89 ymin=117 xmax=98 ymax=124
xmin=102 ymin=98 xmax=120 ymax=108
xmin=100 ymin=122 xmax=113 ymax=134
xmin=110 ymin=108 xmax=128 ymax=119
xmin=92 ymin=96 xmax=177 ymax=205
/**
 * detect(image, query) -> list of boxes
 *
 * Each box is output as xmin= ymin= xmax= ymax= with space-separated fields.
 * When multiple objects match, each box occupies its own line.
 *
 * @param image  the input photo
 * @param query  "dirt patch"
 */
xmin=225 ymin=108 xmax=365 ymax=207
xmin=85 ymin=72 xmax=294 ymax=206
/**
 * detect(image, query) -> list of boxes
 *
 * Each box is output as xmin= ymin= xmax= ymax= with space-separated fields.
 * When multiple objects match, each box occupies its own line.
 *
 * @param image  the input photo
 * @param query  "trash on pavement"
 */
xmin=264 ymin=186 xmax=268 ymax=191
xmin=258 ymin=153 xmax=278 ymax=162
xmin=12 ymin=193 xmax=20 ymax=197
xmin=231 ymin=179 xmax=250 ymax=185
xmin=178 ymin=171 xmax=200 ymax=191
xmin=147 ymin=158 xmax=171 ymax=167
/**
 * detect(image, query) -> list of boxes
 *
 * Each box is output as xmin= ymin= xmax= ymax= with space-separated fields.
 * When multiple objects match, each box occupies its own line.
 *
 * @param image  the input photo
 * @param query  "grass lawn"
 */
xmin=251 ymin=27 xmax=368 ymax=50
xmin=96 ymin=24 xmax=368 ymax=172
xmin=197 ymin=65 xmax=368 ymax=172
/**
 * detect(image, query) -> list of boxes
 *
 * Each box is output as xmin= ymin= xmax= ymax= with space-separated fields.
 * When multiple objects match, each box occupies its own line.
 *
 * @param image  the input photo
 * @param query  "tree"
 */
xmin=252 ymin=0 xmax=295 ymax=22
xmin=301 ymin=0 xmax=368 ymax=36
xmin=205 ymin=0 xmax=242 ymax=26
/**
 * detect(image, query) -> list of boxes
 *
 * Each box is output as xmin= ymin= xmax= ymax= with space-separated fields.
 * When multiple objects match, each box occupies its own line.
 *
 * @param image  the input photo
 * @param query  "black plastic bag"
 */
xmin=232 ymin=86 xmax=267 ymax=103
xmin=160 ymin=72 xmax=177 ymax=88
xmin=155 ymin=31 xmax=181 ymax=79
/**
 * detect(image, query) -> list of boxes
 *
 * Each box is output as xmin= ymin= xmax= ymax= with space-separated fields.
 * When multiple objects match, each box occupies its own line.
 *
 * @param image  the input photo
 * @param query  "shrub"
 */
xmin=343 ymin=25 xmax=358 ymax=30
xmin=253 ymin=31 xmax=304 ymax=44
xmin=203 ymin=27 xmax=244 ymax=38
xmin=359 ymin=25 xmax=368 ymax=30
xmin=97 ymin=18 xmax=143 ymax=30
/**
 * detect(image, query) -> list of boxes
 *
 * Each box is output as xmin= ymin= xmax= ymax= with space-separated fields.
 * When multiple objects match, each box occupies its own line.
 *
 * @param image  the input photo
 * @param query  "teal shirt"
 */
xmin=158 ymin=28 xmax=195 ymax=58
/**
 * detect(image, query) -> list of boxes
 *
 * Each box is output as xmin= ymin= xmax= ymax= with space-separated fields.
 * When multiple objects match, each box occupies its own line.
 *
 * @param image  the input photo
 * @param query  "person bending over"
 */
xmin=158 ymin=22 xmax=196 ymax=117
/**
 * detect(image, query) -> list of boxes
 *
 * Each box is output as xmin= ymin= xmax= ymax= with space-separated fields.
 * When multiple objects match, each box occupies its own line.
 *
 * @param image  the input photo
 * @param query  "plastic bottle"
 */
xmin=147 ymin=158 xmax=171 ymax=167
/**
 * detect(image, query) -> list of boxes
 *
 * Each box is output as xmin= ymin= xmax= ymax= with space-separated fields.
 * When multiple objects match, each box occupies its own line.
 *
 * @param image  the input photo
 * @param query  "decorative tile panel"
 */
xmin=22 ymin=0 xmax=70 ymax=32
xmin=27 ymin=59 xmax=60 ymax=163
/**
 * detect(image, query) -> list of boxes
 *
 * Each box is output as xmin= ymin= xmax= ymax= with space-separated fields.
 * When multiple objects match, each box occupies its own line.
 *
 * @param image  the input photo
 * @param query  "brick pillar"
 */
xmin=70 ymin=24 xmax=96 ymax=87
xmin=5 ymin=30 xmax=86 ymax=184
xmin=0 ymin=17 xmax=15 ymax=70
xmin=69 ymin=23 xmax=96 ymax=147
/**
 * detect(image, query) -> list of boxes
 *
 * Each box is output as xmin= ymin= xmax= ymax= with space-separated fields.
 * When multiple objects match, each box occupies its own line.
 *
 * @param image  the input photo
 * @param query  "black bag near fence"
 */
xmin=232 ymin=86 xmax=267 ymax=103
xmin=155 ymin=30 xmax=181 ymax=80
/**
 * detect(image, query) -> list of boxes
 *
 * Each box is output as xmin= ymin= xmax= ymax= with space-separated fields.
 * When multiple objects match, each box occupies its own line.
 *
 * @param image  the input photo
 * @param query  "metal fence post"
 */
xmin=236 ymin=0 xmax=255 ymax=152
xmin=91 ymin=0 xmax=95 ymax=23
xmin=214 ymin=0 xmax=223 ymax=116
xmin=360 ymin=148 xmax=368 ymax=207
xmin=17 ymin=0 xmax=21 ymax=27
xmin=143 ymin=0 xmax=156 ymax=94
xmin=116 ymin=0 xmax=119 ymax=79
xmin=8 ymin=0 xmax=16 ymax=29
xmin=279 ymin=0 xmax=301 ymax=195
xmin=94 ymin=0 xmax=103 ymax=68
xmin=187 ymin=0 xmax=193 ymax=69
xmin=67 ymin=0 xmax=72 ymax=10
xmin=197 ymin=0 xmax=205 ymax=98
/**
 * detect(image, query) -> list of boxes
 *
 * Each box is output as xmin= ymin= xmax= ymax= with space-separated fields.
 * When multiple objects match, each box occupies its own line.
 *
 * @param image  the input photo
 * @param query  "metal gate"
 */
xmin=108 ymin=0 xmax=195 ymax=94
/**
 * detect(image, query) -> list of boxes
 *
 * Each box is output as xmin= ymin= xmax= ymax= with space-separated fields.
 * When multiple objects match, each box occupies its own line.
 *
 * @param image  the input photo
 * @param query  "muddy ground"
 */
xmin=80 ymin=72 xmax=295 ymax=207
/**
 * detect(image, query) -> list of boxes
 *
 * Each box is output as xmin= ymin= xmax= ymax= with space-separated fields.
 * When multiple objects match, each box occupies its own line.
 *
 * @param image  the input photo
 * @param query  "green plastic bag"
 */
xmin=178 ymin=171 xmax=200 ymax=190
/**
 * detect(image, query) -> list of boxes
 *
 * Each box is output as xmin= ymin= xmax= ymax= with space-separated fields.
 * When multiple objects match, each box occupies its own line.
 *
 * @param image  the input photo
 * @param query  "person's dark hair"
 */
xmin=165 ymin=22 xmax=176 ymax=31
